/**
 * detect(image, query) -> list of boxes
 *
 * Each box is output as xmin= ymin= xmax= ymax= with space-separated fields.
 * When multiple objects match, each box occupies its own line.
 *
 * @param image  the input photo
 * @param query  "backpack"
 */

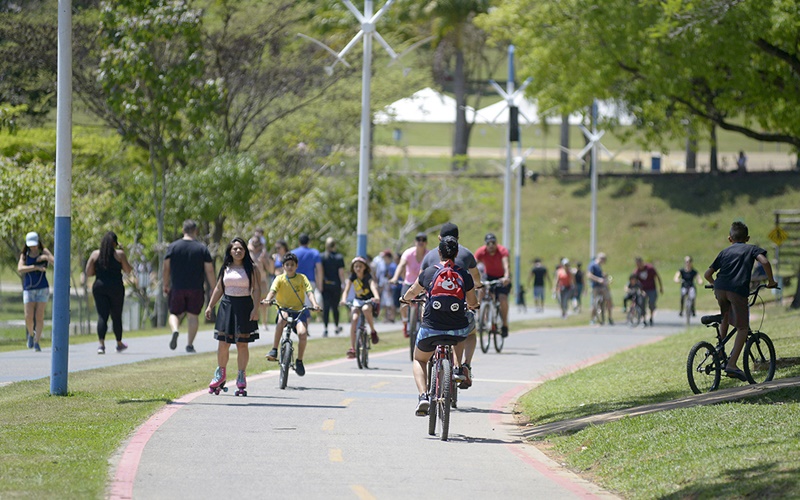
xmin=426 ymin=262 xmax=466 ymax=314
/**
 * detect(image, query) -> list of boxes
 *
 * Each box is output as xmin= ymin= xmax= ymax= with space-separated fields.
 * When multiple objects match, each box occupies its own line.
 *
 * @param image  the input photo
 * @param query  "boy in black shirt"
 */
xmin=704 ymin=221 xmax=777 ymax=381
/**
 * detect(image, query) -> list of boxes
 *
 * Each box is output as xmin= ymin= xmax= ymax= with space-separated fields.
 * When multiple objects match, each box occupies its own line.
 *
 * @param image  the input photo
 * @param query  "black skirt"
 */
xmin=213 ymin=295 xmax=260 ymax=344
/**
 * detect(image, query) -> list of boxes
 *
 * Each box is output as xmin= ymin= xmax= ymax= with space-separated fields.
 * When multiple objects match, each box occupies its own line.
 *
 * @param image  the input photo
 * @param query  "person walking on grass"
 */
xmin=205 ymin=238 xmax=261 ymax=396
xmin=704 ymin=221 xmax=776 ymax=381
xmin=84 ymin=231 xmax=134 ymax=354
xmin=163 ymin=220 xmax=216 ymax=353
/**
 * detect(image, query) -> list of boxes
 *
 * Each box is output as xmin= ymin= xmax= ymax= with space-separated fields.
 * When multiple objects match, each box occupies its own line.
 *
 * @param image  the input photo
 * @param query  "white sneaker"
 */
xmin=415 ymin=394 xmax=430 ymax=416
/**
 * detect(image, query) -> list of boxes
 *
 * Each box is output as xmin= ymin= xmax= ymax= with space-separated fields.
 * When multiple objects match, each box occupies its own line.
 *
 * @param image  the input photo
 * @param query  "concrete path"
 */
xmin=107 ymin=310 xmax=693 ymax=500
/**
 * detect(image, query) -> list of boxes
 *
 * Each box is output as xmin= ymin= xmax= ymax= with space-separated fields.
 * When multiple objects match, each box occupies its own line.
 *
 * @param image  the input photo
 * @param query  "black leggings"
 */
xmin=93 ymin=284 xmax=125 ymax=342
xmin=322 ymin=285 xmax=342 ymax=328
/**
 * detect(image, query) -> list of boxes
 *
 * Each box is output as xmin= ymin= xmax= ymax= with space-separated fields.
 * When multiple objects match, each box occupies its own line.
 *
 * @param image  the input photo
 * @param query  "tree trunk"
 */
xmin=559 ymin=116 xmax=569 ymax=173
xmin=709 ymin=124 xmax=719 ymax=174
xmin=791 ymin=266 xmax=800 ymax=309
xmin=451 ymin=48 xmax=469 ymax=171
xmin=685 ymin=137 xmax=697 ymax=172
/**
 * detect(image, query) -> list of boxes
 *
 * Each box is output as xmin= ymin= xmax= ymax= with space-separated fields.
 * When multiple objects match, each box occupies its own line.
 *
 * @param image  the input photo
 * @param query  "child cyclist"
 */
xmin=340 ymin=256 xmax=381 ymax=359
xmin=263 ymin=252 xmax=320 ymax=377
xmin=401 ymin=236 xmax=479 ymax=416
xmin=703 ymin=221 xmax=777 ymax=381
xmin=622 ymin=273 xmax=643 ymax=313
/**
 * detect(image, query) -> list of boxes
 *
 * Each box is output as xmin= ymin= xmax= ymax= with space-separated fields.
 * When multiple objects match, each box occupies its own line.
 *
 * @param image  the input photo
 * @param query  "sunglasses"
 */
xmin=416 ymin=238 xmax=427 ymax=243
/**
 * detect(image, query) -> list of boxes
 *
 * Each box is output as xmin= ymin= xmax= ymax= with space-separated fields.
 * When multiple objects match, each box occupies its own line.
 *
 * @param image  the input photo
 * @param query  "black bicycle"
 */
xmin=686 ymin=284 xmax=778 ymax=394
xmin=427 ymin=341 xmax=459 ymax=441
xmin=478 ymin=280 xmax=504 ymax=353
xmin=271 ymin=304 xmax=316 ymax=390
xmin=345 ymin=301 xmax=377 ymax=369
xmin=625 ymin=290 xmax=646 ymax=327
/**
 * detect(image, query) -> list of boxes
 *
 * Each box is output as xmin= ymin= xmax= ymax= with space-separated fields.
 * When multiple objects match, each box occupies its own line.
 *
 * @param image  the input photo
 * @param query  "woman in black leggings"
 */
xmin=84 ymin=231 xmax=134 ymax=354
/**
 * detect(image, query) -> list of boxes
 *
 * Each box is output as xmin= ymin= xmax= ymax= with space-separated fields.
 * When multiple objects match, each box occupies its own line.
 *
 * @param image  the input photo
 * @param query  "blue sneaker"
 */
xmin=34 ymin=343 xmax=41 ymax=352
xmin=295 ymin=359 xmax=305 ymax=376
xmin=27 ymin=334 xmax=34 ymax=349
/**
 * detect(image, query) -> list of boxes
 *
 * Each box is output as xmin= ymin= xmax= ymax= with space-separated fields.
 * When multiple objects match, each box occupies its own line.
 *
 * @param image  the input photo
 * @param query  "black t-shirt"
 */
xmin=421 ymin=244 xmax=477 ymax=272
xmin=710 ymin=243 xmax=766 ymax=297
xmin=165 ymin=238 xmax=213 ymax=290
xmin=321 ymin=251 xmax=344 ymax=287
xmin=417 ymin=264 xmax=474 ymax=331
xmin=678 ymin=268 xmax=698 ymax=288
xmin=531 ymin=266 xmax=548 ymax=287
xmin=349 ymin=273 xmax=375 ymax=300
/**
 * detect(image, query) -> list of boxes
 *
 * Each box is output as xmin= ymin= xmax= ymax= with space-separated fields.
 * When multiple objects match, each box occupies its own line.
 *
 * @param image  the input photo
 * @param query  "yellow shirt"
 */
xmin=270 ymin=272 xmax=313 ymax=310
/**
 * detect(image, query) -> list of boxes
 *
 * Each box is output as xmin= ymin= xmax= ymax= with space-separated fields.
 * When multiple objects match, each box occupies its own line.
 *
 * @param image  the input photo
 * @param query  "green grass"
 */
xmin=0 ymin=328 xmax=406 ymax=499
xmin=518 ymin=304 xmax=800 ymax=498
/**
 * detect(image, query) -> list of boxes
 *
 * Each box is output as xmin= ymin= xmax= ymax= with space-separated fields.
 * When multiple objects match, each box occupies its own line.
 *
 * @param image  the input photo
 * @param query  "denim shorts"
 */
xmin=23 ymin=288 xmax=49 ymax=303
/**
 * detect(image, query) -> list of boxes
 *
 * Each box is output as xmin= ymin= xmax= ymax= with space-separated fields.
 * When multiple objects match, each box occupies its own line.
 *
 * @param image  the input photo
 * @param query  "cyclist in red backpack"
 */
xmin=401 ymin=236 xmax=479 ymax=416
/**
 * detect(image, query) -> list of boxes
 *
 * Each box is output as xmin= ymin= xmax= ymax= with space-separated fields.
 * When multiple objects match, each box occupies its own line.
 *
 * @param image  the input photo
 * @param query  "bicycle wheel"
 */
xmin=451 ymin=375 xmax=458 ymax=409
xmin=626 ymin=301 xmax=641 ymax=327
xmin=279 ymin=341 xmax=292 ymax=390
xmin=356 ymin=329 xmax=366 ymax=370
xmin=592 ymin=295 xmax=605 ymax=324
xmin=408 ymin=306 xmax=418 ymax=362
xmin=428 ymin=361 xmax=438 ymax=436
xmin=439 ymin=357 xmax=452 ymax=441
xmin=743 ymin=332 xmax=776 ymax=384
xmin=493 ymin=306 xmax=504 ymax=353
xmin=362 ymin=331 xmax=369 ymax=369
xmin=686 ymin=341 xmax=721 ymax=394
xmin=478 ymin=302 xmax=491 ymax=353
xmin=684 ymin=296 xmax=693 ymax=326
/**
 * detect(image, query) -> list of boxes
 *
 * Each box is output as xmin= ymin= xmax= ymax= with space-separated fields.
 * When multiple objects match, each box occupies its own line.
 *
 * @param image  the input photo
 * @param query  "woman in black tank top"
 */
xmin=84 ymin=231 xmax=134 ymax=354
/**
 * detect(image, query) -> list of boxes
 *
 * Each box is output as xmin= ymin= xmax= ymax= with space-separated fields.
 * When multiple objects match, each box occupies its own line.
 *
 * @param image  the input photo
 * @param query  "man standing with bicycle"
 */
xmin=588 ymin=252 xmax=614 ymax=325
xmin=475 ymin=233 xmax=511 ymax=337
xmin=634 ymin=256 xmax=663 ymax=326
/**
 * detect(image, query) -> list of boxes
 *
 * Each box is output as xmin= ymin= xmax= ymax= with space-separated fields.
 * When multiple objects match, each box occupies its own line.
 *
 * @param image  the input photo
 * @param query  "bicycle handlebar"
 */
xmin=481 ymin=279 xmax=503 ymax=287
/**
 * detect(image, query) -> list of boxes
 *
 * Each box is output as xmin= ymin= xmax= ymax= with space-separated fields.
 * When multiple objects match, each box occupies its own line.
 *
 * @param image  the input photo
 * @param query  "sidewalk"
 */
xmin=0 ymin=303 xmax=561 ymax=386
xmin=521 ymin=376 xmax=800 ymax=439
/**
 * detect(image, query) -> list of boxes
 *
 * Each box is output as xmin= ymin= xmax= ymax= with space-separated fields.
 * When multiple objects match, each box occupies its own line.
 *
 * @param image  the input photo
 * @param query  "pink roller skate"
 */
xmin=235 ymin=370 xmax=247 ymax=397
xmin=208 ymin=367 xmax=228 ymax=395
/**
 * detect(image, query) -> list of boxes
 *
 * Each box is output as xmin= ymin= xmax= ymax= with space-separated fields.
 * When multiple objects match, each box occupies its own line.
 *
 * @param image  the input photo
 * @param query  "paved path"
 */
xmin=107 ymin=310 xmax=694 ymax=499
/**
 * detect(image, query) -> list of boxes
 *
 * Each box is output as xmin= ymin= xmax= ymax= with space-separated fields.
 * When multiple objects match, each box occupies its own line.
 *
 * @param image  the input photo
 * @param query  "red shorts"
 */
xmin=169 ymin=289 xmax=205 ymax=316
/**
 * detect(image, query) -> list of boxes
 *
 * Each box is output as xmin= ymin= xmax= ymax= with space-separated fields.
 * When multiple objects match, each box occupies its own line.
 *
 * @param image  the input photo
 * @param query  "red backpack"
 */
xmin=426 ymin=262 xmax=466 ymax=314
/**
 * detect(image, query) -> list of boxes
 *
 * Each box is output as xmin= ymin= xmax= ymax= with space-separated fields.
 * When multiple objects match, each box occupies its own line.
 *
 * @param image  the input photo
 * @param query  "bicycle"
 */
xmin=590 ymin=275 xmax=612 ymax=325
xmin=345 ymin=300 xmax=378 ymax=369
xmin=270 ymin=303 xmax=315 ymax=390
xmin=686 ymin=284 xmax=778 ymax=394
xmin=426 ymin=340 xmax=460 ymax=441
xmin=625 ymin=291 xmax=645 ymax=327
xmin=682 ymin=286 xmax=696 ymax=326
xmin=477 ymin=280 xmax=504 ymax=353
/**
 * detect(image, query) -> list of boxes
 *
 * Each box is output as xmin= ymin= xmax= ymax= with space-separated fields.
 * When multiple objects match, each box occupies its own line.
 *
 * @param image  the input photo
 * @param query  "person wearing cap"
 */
xmin=401 ymin=235 xmax=479 ymax=416
xmin=17 ymin=231 xmax=54 ymax=351
xmin=320 ymin=237 xmax=346 ymax=337
xmin=390 ymin=232 xmax=430 ymax=338
xmin=248 ymin=230 xmax=274 ymax=329
xmin=588 ymin=252 xmax=614 ymax=325
xmin=474 ymin=233 xmax=511 ymax=337
xmin=341 ymin=256 xmax=381 ymax=358
xmin=420 ymin=222 xmax=482 ymax=388
xmin=553 ymin=258 xmax=574 ymax=318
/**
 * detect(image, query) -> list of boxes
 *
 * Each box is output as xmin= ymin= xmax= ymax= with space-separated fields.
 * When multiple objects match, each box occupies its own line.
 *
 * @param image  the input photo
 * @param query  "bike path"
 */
xmin=0 ymin=306 xmax=559 ymax=386
xmin=111 ymin=312 xmax=690 ymax=499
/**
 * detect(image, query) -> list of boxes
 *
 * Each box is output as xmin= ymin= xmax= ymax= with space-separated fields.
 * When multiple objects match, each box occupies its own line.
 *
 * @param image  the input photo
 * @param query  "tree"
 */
xmin=92 ymin=0 xmax=221 ymax=325
xmin=478 ymin=1 xmax=800 ymax=160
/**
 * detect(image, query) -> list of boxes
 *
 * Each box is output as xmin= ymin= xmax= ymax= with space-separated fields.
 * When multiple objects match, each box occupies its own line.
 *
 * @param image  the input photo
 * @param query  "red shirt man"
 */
xmin=474 ymin=233 xmax=511 ymax=337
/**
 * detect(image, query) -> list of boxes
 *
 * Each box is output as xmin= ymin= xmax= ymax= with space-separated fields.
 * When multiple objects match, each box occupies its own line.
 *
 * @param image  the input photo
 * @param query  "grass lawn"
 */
xmin=518 ymin=303 xmax=800 ymax=498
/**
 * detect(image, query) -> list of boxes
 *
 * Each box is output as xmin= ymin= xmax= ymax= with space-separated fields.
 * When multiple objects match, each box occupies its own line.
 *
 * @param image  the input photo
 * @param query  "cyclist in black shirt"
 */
xmin=673 ymin=256 xmax=701 ymax=317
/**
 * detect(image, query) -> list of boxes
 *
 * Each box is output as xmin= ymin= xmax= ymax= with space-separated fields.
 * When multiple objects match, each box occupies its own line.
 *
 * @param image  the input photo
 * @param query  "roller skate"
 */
xmin=208 ymin=367 xmax=228 ymax=395
xmin=235 ymin=370 xmax=247 ymax=397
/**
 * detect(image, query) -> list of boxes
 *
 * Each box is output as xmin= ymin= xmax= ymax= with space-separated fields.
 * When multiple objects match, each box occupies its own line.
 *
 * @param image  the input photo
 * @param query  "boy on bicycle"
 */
xmin=622 ymin=273 xmax=644 ymax=313
xmin=401 ymin=236 xmax=479 ymax=416
xmin=264 ymin=252 xmax=320 ymax=377
xmin=703 ymin=221 xmax=776 ymax=381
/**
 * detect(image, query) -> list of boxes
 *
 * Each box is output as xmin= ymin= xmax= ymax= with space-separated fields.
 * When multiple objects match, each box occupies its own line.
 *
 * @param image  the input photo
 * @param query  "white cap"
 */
xmin=25 ymin=232 xmax=39 ymax=247
xmin=561 ymin=258 xmax=570 ymax=266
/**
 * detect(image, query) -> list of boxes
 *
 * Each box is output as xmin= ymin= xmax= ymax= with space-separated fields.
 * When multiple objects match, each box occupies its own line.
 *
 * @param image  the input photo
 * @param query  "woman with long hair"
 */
xmin=204 ymin=237 xmax=261 ymax=396
xmin=84 ymin=231 xmax=134 ymax=353
xmin=17 ymin=231 xmax=54 ymax=351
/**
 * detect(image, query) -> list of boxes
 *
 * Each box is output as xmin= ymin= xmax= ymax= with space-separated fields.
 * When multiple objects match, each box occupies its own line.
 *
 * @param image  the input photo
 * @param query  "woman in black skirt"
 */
xmin=205 ymin=237 xmax=262 ymax=396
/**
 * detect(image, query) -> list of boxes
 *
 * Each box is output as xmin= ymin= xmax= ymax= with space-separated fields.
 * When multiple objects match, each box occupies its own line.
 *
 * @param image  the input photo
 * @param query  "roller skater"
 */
xmin=209 ymin=366 xmax=228 ymax=395
xmin=235 ymin=370 xmax=247 ymax=397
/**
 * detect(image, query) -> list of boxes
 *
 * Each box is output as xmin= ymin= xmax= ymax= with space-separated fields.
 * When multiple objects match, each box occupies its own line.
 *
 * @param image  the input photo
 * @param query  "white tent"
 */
xmin=475 ymin=97 xmax=634 ymax=126
xmin=374 ymin=87 xmax=476 ymax=124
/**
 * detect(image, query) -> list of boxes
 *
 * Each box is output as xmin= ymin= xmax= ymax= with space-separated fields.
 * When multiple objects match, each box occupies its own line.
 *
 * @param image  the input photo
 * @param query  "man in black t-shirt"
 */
xmin=163 ymin=220 xmax=215 ymax=352
xmin=321 ymin=237 xmax=346 ymax=337
xmin=529 ymin=258 xmax=550 ymax=312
